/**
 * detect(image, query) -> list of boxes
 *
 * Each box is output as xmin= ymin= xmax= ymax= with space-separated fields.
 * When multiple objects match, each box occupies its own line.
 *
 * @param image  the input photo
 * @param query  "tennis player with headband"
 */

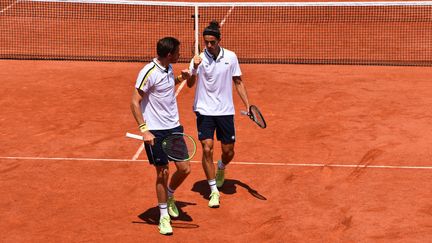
xmin=186 ymin=20 xmax=251 ymax=208
xmin=130 ymin=37 xmax=191 ymax=235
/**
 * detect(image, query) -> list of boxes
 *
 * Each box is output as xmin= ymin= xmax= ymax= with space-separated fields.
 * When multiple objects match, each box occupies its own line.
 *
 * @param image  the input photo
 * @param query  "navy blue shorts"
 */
xmin=144 ymin=125 xmax=184 ymax=166
xmin=195 ymin=112 xmax=235 ymax=144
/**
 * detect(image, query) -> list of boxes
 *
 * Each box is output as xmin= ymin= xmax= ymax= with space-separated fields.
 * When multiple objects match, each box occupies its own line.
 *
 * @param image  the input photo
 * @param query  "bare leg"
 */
xmin=201 ymin=139 xmax=215 ymax=180
xmin=221 ymin=142 xmax=235 ymax=165
xmin=169 ymin=161 xmax=191 ymax=190
xmin=155 ymin=165 xmax=169 ymax=203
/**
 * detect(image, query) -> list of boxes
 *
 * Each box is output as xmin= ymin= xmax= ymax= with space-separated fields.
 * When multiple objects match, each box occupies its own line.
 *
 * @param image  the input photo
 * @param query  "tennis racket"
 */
xmin=240 ymin=105 xmax=267 ymax=129
xmin=126 ymin=132 xmax=197 ymax=161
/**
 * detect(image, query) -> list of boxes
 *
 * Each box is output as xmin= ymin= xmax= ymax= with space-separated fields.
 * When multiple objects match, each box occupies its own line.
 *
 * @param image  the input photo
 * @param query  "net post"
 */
xmin=194 ymin=5 xmax=199 ymax=54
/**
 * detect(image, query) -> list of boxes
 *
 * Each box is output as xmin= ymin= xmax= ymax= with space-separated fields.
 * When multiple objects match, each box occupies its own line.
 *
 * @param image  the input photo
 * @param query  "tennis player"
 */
xmin=130 ymin=37 xmax=191 ymax=235
xmin=186 ymin=20 xmax=250 ymax=208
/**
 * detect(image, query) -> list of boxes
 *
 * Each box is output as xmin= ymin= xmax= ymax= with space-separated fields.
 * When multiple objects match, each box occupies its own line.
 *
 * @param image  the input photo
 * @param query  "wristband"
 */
xmin=138 ymin=123 xmax=148 ymax=133
xmin=176 ymin=75 xmax=184 ymax=82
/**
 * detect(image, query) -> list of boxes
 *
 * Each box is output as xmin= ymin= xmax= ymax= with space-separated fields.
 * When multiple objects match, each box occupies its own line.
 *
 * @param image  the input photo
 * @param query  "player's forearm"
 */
xmin=187 ymin=74 xmax=197 ymax=88
xmin=235 ymin=82 xmax=250 ymax=109
xmin=188 ymin=55 xmax=201 ymax=87
xmin=130 ymin=90 xmax=146 ymax=126
xmin=130 ymin=102 xmax=145 ymax=126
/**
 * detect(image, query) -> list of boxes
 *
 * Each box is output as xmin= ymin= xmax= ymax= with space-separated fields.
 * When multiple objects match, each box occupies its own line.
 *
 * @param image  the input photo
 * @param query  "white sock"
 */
xmin=159 ymin=203 xmax=169 ymax=218
xmin=208 ymin=179 xmax=218 ymax=193
xmin=218 ymin=160 xmax=226 ymax=170
xmin=167 ymin=186 xmax=175 ymax=198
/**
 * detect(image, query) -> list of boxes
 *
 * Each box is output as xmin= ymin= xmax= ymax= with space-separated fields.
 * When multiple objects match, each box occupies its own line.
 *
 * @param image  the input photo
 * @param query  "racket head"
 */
xmin=161 ymin=132 xmax=197 ymax=161
xmin=249 ymin=105 xmax=267 ymax=128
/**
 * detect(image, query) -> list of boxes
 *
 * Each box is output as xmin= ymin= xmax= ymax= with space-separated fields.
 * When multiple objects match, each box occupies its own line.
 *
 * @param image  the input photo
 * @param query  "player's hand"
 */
xmin=141 ymin=131 xmax=155 ymax=145
xmin=181 ymin=69 xmax=191 ymax=80
xmin=193 ymin=55 xmax=202 ymax=69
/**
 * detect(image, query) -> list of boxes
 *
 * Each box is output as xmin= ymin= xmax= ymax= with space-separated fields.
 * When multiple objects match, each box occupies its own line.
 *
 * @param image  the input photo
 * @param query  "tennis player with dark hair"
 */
xmin=131 ymin=37 xmax=192 ymax=235
xmin=186 ymin=20 xmax=250 ymax=208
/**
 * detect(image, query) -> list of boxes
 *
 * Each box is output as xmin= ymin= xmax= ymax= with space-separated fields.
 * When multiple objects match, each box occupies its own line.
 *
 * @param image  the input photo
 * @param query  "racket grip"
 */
xmin=126 ymin=132 xmax=144 ymax=140
xmin=240 ymin=110 xmax=249 ymax=116
xmin=175 ymin=80 xmax=187 ymax=97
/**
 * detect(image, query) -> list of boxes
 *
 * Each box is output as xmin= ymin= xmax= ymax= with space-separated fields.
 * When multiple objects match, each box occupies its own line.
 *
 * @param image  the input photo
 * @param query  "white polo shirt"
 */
xmin=135 ymin=58 xmax=180 ymax=130
xmin=190 ymin=47 xmax=242 ymax=116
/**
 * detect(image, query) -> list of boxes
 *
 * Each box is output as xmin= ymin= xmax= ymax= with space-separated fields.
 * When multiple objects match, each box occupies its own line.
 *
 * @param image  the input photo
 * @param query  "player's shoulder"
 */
xmin=137 ymin=60 xmax=160 ymax=83
xmin=222 ymin=47 xmax=235 ymax=55
xmin=222 ymin=48 xmax=238 ymax=59
xmin=138 ymin=61 xmax=159 ymax=79
xmin=140 ymin=61 xmax=157 ymax=73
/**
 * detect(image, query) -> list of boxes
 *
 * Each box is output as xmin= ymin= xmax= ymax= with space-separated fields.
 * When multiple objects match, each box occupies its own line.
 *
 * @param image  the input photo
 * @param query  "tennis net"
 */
xmin=1 ymin=0 xmax=431 ymax=65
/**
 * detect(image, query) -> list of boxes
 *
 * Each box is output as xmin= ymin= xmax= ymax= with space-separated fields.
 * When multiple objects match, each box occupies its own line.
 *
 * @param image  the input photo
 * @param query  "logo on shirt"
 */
xmin=225 ymin=62 xmax=229 ymax=65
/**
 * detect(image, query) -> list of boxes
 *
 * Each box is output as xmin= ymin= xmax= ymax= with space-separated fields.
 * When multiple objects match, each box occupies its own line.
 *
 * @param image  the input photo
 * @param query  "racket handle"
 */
xmin=126 ymin=132 xmax=143 ymax=140
xmin=240 ymin=110 xmax=249 ymax=116
xmin=175 ymin=80 xmax=187 ymax=97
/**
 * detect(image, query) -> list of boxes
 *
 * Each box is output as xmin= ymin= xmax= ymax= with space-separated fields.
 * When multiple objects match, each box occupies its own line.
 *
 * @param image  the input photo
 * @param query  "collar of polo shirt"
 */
xmin=152 ymin=58 xmax=172 ymax=73
xmin=205 ymin=48 xmax=224 ymax=62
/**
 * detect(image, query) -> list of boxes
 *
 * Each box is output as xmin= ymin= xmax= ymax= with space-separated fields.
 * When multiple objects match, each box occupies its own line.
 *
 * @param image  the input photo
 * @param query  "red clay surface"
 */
xmin=1 ymin=60 xmax=432 ymax=242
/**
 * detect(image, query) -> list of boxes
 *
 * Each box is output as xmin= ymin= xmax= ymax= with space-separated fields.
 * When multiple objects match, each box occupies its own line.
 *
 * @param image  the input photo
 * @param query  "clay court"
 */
xmin=1 ymin=0 xmax=432 ymax=242
xmin=1 ymin=60 xmax=432 ymax=242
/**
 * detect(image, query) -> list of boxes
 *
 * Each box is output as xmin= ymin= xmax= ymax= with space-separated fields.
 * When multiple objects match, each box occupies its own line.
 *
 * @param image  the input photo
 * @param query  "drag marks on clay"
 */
xmin=285 ymin=173 xmax=295 ymax=183
xmin=0 ymin=162 xmax=20 ymax=174
xmin=348 ymin=148 xmax=384 ymax=181
xmin=419 ymin=205 xmax=432 ymax=216
xmin=328 ymin=208 xmax=354 ymax=242
xmin=261 ymin=215 xmax=283 ymax=226
xmin=333 ymin=214 xmax=353 ymax=232
xmin=313 ymin=91 xmax=361 ymax=114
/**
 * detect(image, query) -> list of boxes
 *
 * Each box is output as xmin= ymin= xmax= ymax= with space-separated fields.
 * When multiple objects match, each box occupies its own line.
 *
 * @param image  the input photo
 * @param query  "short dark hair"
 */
xmin=203 ymin=20 xmax=221 ymax=39
xmin=156 ymin=37 xmax=180 ymax=58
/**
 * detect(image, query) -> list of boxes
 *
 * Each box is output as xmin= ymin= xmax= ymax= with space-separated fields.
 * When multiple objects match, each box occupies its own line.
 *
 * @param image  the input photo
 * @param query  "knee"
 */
xmin=229 ymin=150 xmax=235 ymax=158
xmin=178 ymin=165 xmax=191 ymax=176
xmin=223 ymin=147 xmax=235 ymax=157
xmin=156 ymin=167 xmax=169 ymax=180
xmin=202 ymin=145 xmax=213 ymax=156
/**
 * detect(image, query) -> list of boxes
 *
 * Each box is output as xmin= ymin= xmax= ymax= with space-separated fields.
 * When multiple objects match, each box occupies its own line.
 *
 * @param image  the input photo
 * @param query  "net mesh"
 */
xmin=0 ymin=0 xmax=195 ymax=62
xmin=1 ymin=0 xmax=432 ymax=65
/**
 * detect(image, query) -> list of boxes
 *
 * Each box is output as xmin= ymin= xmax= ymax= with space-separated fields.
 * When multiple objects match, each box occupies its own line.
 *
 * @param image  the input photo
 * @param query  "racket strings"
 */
xmin=162 ymin=135 xmax=195 ymax=160
xmin=250 ymin=107 xmax=266 ymax=128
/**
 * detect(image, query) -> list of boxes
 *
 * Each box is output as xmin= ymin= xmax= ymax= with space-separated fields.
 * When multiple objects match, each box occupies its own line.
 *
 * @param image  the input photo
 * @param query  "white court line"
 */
xmin=220 ymin=6 xmax=235 ymax=27
xmin=0 ymin=0 xmax=20 ymax=14
xmin=0 ymin=156 xmax=432 ymax=170
xmin=131 ymin=143 xmax=144 ymax=160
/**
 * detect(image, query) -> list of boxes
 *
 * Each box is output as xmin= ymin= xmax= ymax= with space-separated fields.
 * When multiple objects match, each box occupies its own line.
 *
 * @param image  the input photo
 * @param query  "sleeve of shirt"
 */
xmin=189 ymin=59 xmax=195 ymax=73
xmin=231 ymin=53 xmax=242 ymax=77
xmin=135 ymin=66 xmax=154 ymax=93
